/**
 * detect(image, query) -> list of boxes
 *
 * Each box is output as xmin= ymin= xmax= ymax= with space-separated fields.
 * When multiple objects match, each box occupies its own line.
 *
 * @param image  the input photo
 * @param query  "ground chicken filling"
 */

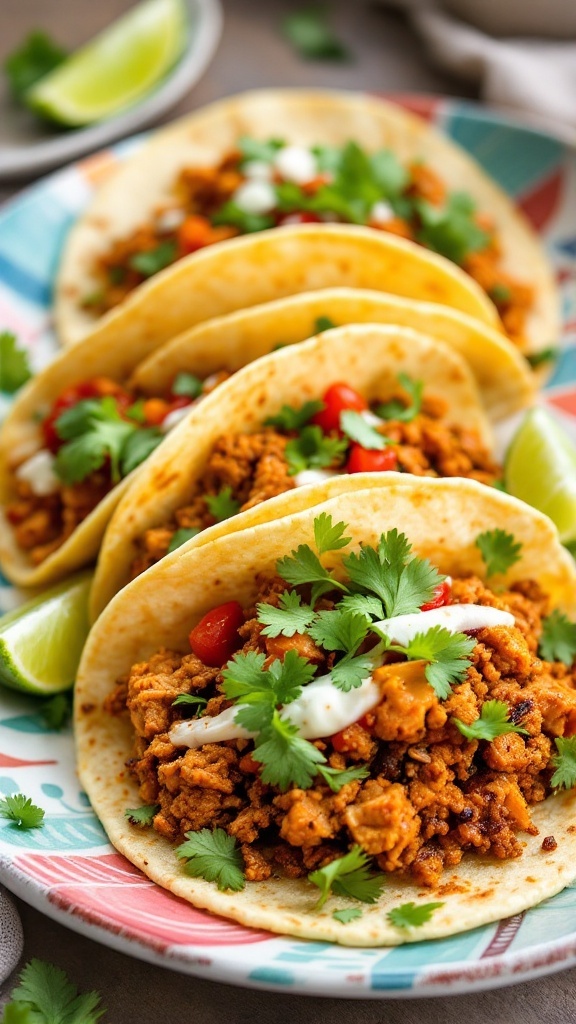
xmin=6 ymin=371 xmax=229 ymax=565
xmin=107 ymin=573 xmax=576 ymax=887
xmin=85 ymin=142 xmax=535 ymax=348
xmin=130 ymin=389 xmax=500 ymax=579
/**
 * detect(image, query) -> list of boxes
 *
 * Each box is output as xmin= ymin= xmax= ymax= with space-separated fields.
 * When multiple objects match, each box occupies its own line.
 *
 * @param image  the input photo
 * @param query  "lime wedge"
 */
xmin=0 ymin=573 xmax=92 ymax=695
xmin=505 ymin=407 xmax=576 ymax=543
xmin=26 ymin=0 xmax=187 ymax=126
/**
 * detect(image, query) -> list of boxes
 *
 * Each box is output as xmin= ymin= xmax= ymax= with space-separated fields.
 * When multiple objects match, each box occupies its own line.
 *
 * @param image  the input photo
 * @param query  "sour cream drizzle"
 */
xmin=169 ymin=604 xmax=514 ymax=750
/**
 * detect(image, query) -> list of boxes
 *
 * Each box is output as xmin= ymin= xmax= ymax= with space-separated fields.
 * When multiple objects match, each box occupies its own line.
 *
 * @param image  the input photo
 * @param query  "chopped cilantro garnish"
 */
xmin=253 ymin=711 xmax=327 ymax=790
xmin=265 ymin=399 xmax=323 ymax=431
xmin=129 ymin=241 xmax=177 ymax=277
xmin=343 ymin=528 xmax=444 ymax=618
xmin=212 ymin=201 xmax=275 ymax=234
xmin=108 ymin=265 xmax=127 ymax=285
xmin=340 ymin=409 xmax=387 ymax=450
xmin=332 ymin=907 xmax=363 ymax=924
xmin=0 ymin=793 xmax=45 ymax=829
xmin=452 ymin=699 xmax=528 ymax=741
xmin=42 ymin=692 xmax=71 ymax=730
xmin=387 ymin=901 xmax=444 ymax=929
xmin=120 ymin=426 xmax=163 ymax=476
xmin=237 ymin=136 xmax=284 ymax=164
xmin=475 ymin=529 xmax=522 ymax=577
xmin=339 ymin=593 xmax=385 ymax=621
xmin=284 ymin=424 xmax=347 ymax=476
xmin=489 ymin=283 xmax=512 ymax=304
xmin=171 ymin=694 xmax=207 ymax=711
xmin=391 ymin=626 xmax=475 ymax=700
xmin=539 ymin=610 xmax=576 ymax=665
xmin=281 ymin=7 xmax=351 ymax=61
xmin=4 ymin=958 xmax=105 ymax=1024
xmin=205 ymin=486 xmax=240 ymax=522
xmin=124 ymin=803 xmax=159 ymax=826
xmin=314 ymin=512 xmax=351 ymax=555
xmin=375 ymin=373 xmax=423 ymax=423
xmin=54 ymin=396 xmax=135 ymax=484
xmin=314 ymin=315 xmax=337 ymax=333
xmin=277 ymin=539 xmax=349 ymax=604
xmin=223 ymin=649 xmax=314 ymax=732
xmin=167 ymin=527 xmax=201 ymax=554
xmin=309 ymin=607 xmax=368 ymax=655
xmin=4 ymin=31 xmax=67 ymax=101
xmin=172 ymin=371 xmax=203 ymax=398
xmin=416 ymin=192 xmax=490 ymax=265
xmin=527 ymin=346 xmax=560 ymax=369
xmin=550 ymin=736 xmax=576 ymax=791
xmin=308 ymin=845 xmax=385 ymax=909
xmin=0 ymin=332 xmax=32 ymax=393
xmin=177 ymin=827 xmax=245 ymax=891
xmin=316 ymin=764 xmax=369 ymax=793
xmin=125 ymin=398 xmax=146 ymax=422
xmin=257 ymin=590 xmax=316 ymax=638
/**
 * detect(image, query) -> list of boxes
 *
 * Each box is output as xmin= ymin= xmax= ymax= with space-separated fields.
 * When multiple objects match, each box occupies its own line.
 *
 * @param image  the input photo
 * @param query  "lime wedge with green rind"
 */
xmin=505 ymin=407 xmax=576 ymax=543
xmin=0 ymin=573 xmax=92 ymax=695
xmin=26 ymin=0 xmax=187 ymax=127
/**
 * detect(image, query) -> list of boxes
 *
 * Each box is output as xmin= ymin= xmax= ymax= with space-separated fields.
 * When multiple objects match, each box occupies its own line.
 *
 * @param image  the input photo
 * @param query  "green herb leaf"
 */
xmin=308 ymin=608 xmax=368 ymax=655
xmin=416 ymin=192 xmax=490 ymax=265
xmin=171 ymin=694 xmax=208 ymax=710
xmin=375 ymin=373 xmax=424 ymax=423
xmin=277 ymin=542 xmax=349 ymax=604
xmin=332 ymin=907 xmax=363 ymax=924
xmin=551 ymin=736 xmax=576 ymax=790
xmin=331 ymin=652 xmax=375 ymax=692
xmin=172 ymin=372 xmax=204 ymax=398
xmin=257 ymin=590 xmax=316 ymax=637
xmin=397 ymin=626 xmax=476 ymax=700
xmin=489 ymin=283 xmax=512 ymax=304
xmin=526 ymin=346 xmax=560 ymax=369
xmin=7 ymin=958 xmax=104 ymax=1024
xmin=475 ymin=529 xmax=522 ymax=577
xmin=253 ymin=711 xmax=326 ymax=791
xmin=344 ymin=529 xmax=443 ymax=618
xmin=0 ymin=793 xmax=45 ymax=829
xmin=452 ymin=699 xmax=528 ymax=741
xmin=314 ymin=512 xmax=351 ymax=555
xmin=205 ymin=486 xmax=240 ymax=522
xmin=120 ymin=426 xmax=163 ymax=476
xmin=539 ymin=610 xmax=576 ymax=665
xmin=281 ymin=6 xmax=351 ymax=61
xmin=177 ymin=827 xmax=245 ymax=891
xmin=265 ymin=399 xmax=323 ymax=431
xmin=212 ymin=200 xmax=275 ymax=234
xmin=129 ymin=241 xmax=177 ymax=277
xmin=284 ymin=424 xmax=347 ymax=475
xmin=339 ymin=593 xmax=385 ymax=621
xmin=41 ymin=692 xmax=71 ymax=730
xmin=125 ymin=398 xmax=146 ymax=423
xmin=308 ymin=845 xmax=385 ymax=909
xmin=4 ymin=31 xmax=67 ymax=100
xmin=314 ymin=315 xmax=337 ymax=333
xmin=0 ymin=332 xmax=32 ymax=393
xmin=54 ymin=396 xmax=136 ymax=485
xmin=124 ymin=803 xmax=159 ymax=826
xmin=387 ymin=901 xmax=444 ymax=929
xmin=316 ymin=764 xmax=369 ymax=793
xmin=167 ymin=527 xmax=201 ymax=554
xmin=237 ymin=136 xmax=284 ymax=164
xmin=223 ymin=649 xmax=314 ymax=714
xmin=340 ymin=409 xmax=387 ymax=450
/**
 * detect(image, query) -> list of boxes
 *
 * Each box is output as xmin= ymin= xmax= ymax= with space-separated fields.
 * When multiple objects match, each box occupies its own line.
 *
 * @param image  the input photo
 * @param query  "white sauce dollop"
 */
xmin=233 ymin=180 xmax=277 ymax=215
xmin=156 ymin=208 xmax=186 ymax=232
xmin=370 ymin=201 xmax=394 ymax=225
xmin=15 ymin=450 xmax=59 ymax=496
xmin=243 ymin=160 xmax=274 ymax=181
xmin=274 ymin=146 xmax=317 ymax=184
xmin=294 ymin=468 xmax=339 ymax=487
xmin=374 ymin=604 xmax=514 ymax=647
xmin=160 ymin=405 xmax=193 ymax=434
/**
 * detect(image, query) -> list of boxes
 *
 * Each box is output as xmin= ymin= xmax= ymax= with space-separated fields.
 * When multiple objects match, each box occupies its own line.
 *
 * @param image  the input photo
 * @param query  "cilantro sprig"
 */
xmin=385 ymin=626 xmax=475 ymax=700
xmin=332 ymin=907 xmax=363 ymax=924
xmin=205 ymin=486 xmax=240 ymax=522
xmin=308 ymin=846 xmax=385 ymax=909
xmin=167 ymin=527 xmax=201 ymax=554
xmin=129 ymin=240 xmax=177 ymax=277
xmin=177 ymin=828 xmax=245 ymax=891
xmin=0 ymin=332 xmax=32 ymax=393
xmin=343 ymin=529 xmax=444 ymax=618
xmin=222 ymin=649 xmax=315 ymax=732
xmin=257 ymin=590 xmax=316 ymax=638
xmin=284 ymin=425 xmax=347 ymax=476
xmin=452 ymin=699 xmax=528 ymax=741
xmin=4 ymin=32 xmax=67 ymax=101
xmin=265 ymin=400 xmax=323 ymax=431
xmin=387 ymin=901 xmax=444 ymax=929
xmin=475 ymin=529 xmax=522 ymax=578
xmin=416 ymin=192 xmax=490 ymax=265
xmin=538 ymin=610 xmax=576 ymax=665
xmin=550 ymin=736 xmax=576 ymax=791
xmin=375 ymin=373 xmax=423 ymax=423
xmin=0 ymin=793 xmax=45 ymax=829
xmin=281 ymin=7 xmax=351 ymax=61
xmin=124 ymin=803 xmax=159 ymax=826
xmin=340 ymin=410 xmax=388 ymax=450
xmin=3 ymin=958 xmax=104 ymax=1024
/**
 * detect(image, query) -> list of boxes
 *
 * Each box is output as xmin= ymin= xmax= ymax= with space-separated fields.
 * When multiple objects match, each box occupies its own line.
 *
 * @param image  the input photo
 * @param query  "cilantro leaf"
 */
xmin=308 ymin=845 xmax=385 ymax=909
xmin=125 ymin=399 xmax=146 ymax=423
xmin=167 ymin=527 xmax=201 ymax=554
xmin=257 ymin=590 xmax=316 ymax=637
xmin=308 ymin=608 xmax=368 ymax=655
xmin=551 ymin=736 xmax=576 ymax=790
xmin=344 ymin=529 xmax=443 ymax=618
xmin=0 ymin=793 xmax=44 ymax=829
xmin=371 ymin=150 xmax=410 ymax=199
xmin=253 ymin=711 xmax=326 ymax=791
xmin=399 ymin=626 xmax=475 ymax=700
xmin=475 ymin=529 xmax=522 ymax=577
xmin=339 ymin=593 xmax=385 ymax=621
xmin=314 ymin=315 xmax=337 ymax=333
xmin=527 ymin=346 xmax=560 ymax=369
xmin=314 ymin=512 xmax=351 ymax=555
xmin=7 ymin=958 xmax=104 ymax=1024
xmin=317 ymin=764 xmax=369 ymax=792
xmin=171 ymin=694 xmax=207 ymax=711
xmin=120 ymin=426 xmax=163 ymax=476
xmin=281 ymin=7 xmax=351 ymax=61
xmin=416 ymin=192 xmax=490 ymax=265
xmin=129 ymin=241 xmax=177 ymax=277
xmin=489 ymin=283 xmax=512 ymax=304
xmin=452 ymin=699 xmax=528 ymax=741
xmin=331 ymin=652 xmax=375 ymax=692
xmin=54 ymin=396 xmax=136 ymax=484
xmin=223 ymin=649 xmax=314 ymax=710
xmin=4 ymin=32 xmax=67 ymax=100
xmin=0 ymin=332 xmax=32 ymax=393
xmin=539 ymin=610 xmax=576 ymax=665
xmin=172 ymin=372 xmax=203 ymax=398
xmin=212 ymin=201 xmax=275 ymax=234
xmin=237 ymin=136 xmax=284 ymax=164
xmin=41 ymin=692 xmax=72 ymax=730
xmin=387 ymin=901 xmax=444 ymax=929
xmin=124 ymin=803 xmax=159 ymax=826
xmin=221 ymin=650 xmax=269 ymax=700
xmin=340 ymin=410 xmax=388 ymax=450
xmin=284 ymin=424 xmax=347 ymax=475
xmin=332 ymin=907 xmax=363 ymax=924
xmin=375 ymin=372 xmax=423 ymax=423
xmin=277 ymin=542 xmax=349 ymax=604
xmin=177 ymin=827 xmax=245 ymax=891
xmin=205 ymin=486 xmax=240 ymax=522
xmin=265 ymin=400 xmax=323 ymax=431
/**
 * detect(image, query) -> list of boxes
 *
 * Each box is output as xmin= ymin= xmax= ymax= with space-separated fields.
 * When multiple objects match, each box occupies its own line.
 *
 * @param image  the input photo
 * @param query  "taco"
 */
xmin=89 ymin=322 xmax=510 ymax=618
xmin=0 ymin=285 xmax=531 ymax=590
xmin=57 ymin=89 xmax=557 ymax=354
xmin=76 ymin=475 xmax=576 ymax=946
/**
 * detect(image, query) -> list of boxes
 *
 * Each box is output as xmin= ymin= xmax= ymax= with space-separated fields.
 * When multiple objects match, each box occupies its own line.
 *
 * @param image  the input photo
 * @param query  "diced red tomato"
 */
xmin=346 ymin=444 xmax=398 ymax=474
xmin=189 ymin=601 xmax=245 ymax=667
xmin=312 ymin=383 xmax=368 ymax=435
xmin=420 ymin=579 xmax=451 ymax=611
xmin=331 ymin=730 xmax=348 ymax=753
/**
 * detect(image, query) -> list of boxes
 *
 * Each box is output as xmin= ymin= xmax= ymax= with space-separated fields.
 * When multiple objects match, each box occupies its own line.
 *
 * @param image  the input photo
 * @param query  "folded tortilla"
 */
xmin=75 ymin=475 xmax=576 ymax=946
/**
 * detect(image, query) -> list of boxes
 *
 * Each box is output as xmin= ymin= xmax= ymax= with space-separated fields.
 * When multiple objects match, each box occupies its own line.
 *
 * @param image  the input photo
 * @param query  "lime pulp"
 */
xmin=505 ymin=407 xmax=576 ymax=543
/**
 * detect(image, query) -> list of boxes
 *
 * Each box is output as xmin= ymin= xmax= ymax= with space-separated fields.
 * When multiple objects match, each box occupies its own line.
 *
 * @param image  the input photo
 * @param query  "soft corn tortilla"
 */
xmin=89 ymin=321 xmax=495 ymax=617
xmin=57 ymin=89 xmax=557 ymax=353
xmin=76 ymin=476 xmax=576 ymax=947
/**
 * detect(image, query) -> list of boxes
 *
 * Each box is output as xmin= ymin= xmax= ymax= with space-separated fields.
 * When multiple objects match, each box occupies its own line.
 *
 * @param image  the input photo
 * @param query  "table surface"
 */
xmin=1 ymin=1 xmax=575 ymax=1020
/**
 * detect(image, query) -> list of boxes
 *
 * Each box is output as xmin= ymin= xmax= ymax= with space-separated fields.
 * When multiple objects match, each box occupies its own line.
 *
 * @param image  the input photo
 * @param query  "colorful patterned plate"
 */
xmin=1 ymin=97 xmax=576 ymax=998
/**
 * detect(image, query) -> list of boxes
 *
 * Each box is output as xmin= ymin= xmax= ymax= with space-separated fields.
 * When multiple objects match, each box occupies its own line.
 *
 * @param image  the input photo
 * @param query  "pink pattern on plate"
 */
xmin=518 ymin=169 xmax=564 ymax=231
xmin=0 ymin=753 xmax=57 ymax=768
xmin=384 ymin=93 xmax=440 ymax=122
xmin=546 ymin=388 xmax=576 ymax=418
xmin=14 ymin=852 xmax=271 ymax=949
